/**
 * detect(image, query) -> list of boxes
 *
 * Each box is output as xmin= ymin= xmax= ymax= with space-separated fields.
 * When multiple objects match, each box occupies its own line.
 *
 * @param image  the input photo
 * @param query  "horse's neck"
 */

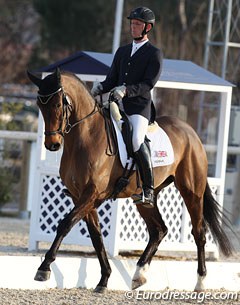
xmin=61 ymin=77 xmax=107 ymax=163
xmin=60 ymin=77 xmax=111 ymax=192
xmin=64 ymin=93 xmax=105 ymax=156
xmin=68 ymin=88 xmax=93 ymax=122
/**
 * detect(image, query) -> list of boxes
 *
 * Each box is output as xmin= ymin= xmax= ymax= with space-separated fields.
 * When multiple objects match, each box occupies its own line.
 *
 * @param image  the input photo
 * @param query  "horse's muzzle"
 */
xmin=45 ymin=141 xmax=61 ymax=151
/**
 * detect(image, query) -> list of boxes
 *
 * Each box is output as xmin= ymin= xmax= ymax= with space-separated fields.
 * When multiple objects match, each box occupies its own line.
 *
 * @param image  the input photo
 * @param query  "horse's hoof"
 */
xmin=131 ymin=277 xmax=147 ymax=290
xmin=34 ymin=270 xmax=51 ymax=281
xmin=93 ymin=286 xmax=107 ymax=293
xmin=132 ymin=264 xmax=149 ymax=290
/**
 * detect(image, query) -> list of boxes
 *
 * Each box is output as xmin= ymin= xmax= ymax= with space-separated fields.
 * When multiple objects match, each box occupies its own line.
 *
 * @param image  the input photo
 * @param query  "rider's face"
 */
xmin=130 ymin=19 xmax=145 ymax=39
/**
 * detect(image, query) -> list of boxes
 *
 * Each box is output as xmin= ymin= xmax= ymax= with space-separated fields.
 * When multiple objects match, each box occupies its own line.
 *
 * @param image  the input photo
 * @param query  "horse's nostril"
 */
xmin=45 ymin=142 xmax=61 ymax=151
xmin=51 ymin=143 xmax=61 ymax=151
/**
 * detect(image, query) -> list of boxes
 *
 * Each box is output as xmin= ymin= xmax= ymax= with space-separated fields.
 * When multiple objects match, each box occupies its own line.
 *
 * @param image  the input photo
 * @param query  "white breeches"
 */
xmin=127 ymin=114 xmax=149 ymax=152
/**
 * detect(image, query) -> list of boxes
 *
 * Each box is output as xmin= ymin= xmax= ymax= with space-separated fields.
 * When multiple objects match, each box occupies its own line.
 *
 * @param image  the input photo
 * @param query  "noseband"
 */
xmin=37 ymin=87 xmax=99 ymax=137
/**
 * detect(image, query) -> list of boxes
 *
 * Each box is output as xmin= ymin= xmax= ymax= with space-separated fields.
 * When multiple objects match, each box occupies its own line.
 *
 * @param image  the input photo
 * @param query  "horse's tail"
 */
xmin=203 ymin=182 xmax=234 ymax=257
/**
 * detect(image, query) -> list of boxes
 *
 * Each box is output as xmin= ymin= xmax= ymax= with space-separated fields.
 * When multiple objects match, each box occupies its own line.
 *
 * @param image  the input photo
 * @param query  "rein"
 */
xmin=37 ymin=87 xmax=99 ymax=137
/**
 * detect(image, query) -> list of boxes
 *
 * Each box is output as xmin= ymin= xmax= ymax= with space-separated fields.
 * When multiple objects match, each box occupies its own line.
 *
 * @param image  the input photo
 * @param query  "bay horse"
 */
xmin=27 ymin=68 xmax=233 ymax=292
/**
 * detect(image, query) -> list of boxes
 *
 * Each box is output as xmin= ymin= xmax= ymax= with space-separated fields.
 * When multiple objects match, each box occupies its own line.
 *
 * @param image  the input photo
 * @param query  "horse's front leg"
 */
xmin=132 ymin=202 xmax=168 ymax=290
xmin=34 ymin=206 xmax=80 ymax=281
xmin=34 ymin=184 xmax=98 ymax=282
xmin=84 ymin=208 xmax=112 ymax=293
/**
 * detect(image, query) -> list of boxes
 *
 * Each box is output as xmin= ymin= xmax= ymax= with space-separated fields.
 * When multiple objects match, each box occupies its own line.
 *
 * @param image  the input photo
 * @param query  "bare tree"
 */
xmin=178 ymin=0 xmax=208 ymax=60
xmin=0 ymin=0 xmax=39 ymax=83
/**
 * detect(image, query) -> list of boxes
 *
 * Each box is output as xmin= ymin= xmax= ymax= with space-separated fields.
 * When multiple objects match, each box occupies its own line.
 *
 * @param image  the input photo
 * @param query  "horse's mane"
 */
xmin=61 ymin=71 xmax=92 ymax=95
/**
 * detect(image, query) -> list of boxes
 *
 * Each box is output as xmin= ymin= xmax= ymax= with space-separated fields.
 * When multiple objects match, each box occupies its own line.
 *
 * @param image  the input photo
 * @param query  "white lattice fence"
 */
xmin=29 ymin=171 xmax=218 ymax=256
xmin=29 ymin=173 xmax=113 ymax=249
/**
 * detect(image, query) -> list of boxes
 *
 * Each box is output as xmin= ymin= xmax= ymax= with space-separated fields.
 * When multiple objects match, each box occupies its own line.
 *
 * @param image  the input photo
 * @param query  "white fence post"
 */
xmin=106 ymin=199 xmax=123 ymax=257
xmin=180 ymin=204 xmax=191 ymax=244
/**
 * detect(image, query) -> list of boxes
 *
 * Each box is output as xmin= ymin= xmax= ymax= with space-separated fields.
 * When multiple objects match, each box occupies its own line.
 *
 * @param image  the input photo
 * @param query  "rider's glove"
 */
xmin=112 ymin=85 xmax=127 ymax=100
xmin=91 ymin=81 xmax=103 ymax=97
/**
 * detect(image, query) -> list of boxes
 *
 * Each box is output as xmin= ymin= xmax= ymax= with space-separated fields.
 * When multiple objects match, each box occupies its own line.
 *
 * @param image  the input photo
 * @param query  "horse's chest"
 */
xmin=60 ymin=156 xmax=88 ymax=187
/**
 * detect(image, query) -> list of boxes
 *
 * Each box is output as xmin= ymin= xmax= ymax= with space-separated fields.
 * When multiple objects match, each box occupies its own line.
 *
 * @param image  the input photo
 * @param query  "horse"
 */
xmin=27 ymin=68 xmax=233 ymax=292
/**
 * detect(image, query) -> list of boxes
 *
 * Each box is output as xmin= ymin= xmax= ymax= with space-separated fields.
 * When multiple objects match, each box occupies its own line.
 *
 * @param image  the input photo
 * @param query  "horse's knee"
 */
xmin=154 ymin=227 xmax=168 ymax=243
xmin=155 ymin=222 xmax=168 ymax=241
xmin=149 ymin=214 xmax=168 ymax=240
xmin=57 ymin=218 xmax=67 ymax=233
xmin=56 ymin=216 xmax=73 ymax=237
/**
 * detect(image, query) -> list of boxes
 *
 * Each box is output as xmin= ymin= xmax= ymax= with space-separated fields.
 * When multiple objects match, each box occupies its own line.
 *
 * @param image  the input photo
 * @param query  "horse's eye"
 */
xmin=56 ymin=103 xmax=61 ymax=109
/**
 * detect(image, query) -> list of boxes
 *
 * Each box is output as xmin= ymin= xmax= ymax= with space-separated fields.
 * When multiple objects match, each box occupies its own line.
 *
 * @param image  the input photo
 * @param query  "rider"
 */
xmin=91 ymin=7 xmax=163 ymax=207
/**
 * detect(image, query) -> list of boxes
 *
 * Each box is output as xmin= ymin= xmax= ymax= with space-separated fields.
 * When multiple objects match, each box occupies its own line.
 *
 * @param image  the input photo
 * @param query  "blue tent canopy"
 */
xmin=38 ymin=50 xmax=233 ymax=87
xmin=38 ymin=51 xmax=110 ymax=76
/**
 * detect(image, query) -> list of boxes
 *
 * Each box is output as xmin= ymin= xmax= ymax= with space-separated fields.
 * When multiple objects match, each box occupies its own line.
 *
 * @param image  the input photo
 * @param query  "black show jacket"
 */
xmin=101 ymin=41 xmax=162 ymax=121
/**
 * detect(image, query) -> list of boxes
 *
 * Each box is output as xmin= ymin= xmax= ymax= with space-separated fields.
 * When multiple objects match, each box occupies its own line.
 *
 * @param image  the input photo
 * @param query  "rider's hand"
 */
xmin=112 ymin=85 xmax=126 ymax=100
xmin=91 ymin=81 xmax=103 ymax=97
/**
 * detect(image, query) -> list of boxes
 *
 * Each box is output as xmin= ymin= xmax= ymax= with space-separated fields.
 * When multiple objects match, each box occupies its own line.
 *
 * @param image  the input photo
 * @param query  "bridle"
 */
xmin=37 ymin=87 xmax=99 ymax=137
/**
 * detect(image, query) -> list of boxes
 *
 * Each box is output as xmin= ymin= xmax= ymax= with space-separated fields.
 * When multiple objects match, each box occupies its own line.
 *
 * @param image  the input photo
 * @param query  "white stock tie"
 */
xmin=131 ymin=45 xmax=138 ymax=57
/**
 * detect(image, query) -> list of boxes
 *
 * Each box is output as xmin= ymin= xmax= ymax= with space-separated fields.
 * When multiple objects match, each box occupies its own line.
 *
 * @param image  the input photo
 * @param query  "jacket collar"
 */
xmin=130 ymin=41 xmax=151 ymax=59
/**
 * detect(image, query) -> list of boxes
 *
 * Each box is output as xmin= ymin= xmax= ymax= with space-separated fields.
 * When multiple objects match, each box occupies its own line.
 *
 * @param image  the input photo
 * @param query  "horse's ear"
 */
xmin=27 ymin=70 xmax=42 ymax=88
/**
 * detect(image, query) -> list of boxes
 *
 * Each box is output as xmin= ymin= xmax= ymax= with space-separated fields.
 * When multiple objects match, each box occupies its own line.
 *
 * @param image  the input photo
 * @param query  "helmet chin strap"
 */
xmin=134 ymin=34 xmax=144 ymax=41
xmin=133 ymin=23 xmax=150 ymax=41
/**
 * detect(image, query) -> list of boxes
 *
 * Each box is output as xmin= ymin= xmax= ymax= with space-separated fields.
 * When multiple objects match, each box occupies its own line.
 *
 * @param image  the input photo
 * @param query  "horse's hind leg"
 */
xmin=132 ymin=202 xmax=168 ymax=289
xmin=179 ymin=187 xmax=207 ymax=291
xmin=84 ymin=208 xmax=111 ymax=293
xmin=190 ymin=201 xmax=208 ymax=291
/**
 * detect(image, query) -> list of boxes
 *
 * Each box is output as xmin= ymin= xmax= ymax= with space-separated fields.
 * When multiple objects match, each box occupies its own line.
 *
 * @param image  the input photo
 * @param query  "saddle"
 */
xmin=101 ymin=104 xmax=136 ymax=158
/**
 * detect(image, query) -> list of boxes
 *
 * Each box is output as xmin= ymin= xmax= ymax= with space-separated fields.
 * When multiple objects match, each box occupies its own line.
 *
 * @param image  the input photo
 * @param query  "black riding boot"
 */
xmin=132 ymin=143 xmax=155 ymax=208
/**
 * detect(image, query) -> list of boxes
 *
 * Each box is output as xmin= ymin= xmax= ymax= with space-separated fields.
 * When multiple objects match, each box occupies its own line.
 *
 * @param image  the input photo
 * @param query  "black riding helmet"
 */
xmin=127 ymin=7 xmax=155 ymax=40
xmin=127 ymin=7 xmax=155 ymax=26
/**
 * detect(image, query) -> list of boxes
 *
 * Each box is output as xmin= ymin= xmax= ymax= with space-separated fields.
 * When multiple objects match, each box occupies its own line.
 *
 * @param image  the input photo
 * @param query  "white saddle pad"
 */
xmin=111 ymin=118 xmax=174 ymax=169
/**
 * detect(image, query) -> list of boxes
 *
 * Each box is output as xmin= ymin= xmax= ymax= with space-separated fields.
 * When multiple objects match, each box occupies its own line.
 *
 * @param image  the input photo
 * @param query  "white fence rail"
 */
xmin=0 ymin=130 xmax=37 ymax=141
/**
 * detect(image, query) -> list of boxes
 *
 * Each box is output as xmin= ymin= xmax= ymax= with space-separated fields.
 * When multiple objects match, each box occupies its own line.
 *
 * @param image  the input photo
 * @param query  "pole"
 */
xmin=19 ymin=140 xmax=31 ymax=219
xmin=222 ymin=0 xmax=232 ymax=79
xmin=203 ymin=0 xmax=215 ymax=69
xmin=112 ymin=0 xmax=124 ymax=54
